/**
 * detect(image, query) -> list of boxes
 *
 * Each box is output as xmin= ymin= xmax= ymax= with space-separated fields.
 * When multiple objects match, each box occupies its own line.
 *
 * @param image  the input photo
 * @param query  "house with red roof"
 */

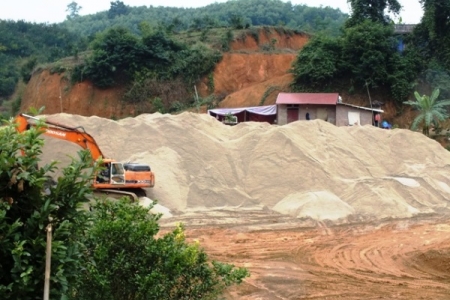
xmin=276 ymin=93 xmax=383 ymax=126
xmin=207 ymin=93 xmax=383 ymax=126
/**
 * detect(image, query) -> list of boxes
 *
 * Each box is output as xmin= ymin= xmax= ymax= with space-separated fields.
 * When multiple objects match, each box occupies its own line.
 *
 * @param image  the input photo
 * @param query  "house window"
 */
xmin=287 ymin=104 xmax=299 ymax=108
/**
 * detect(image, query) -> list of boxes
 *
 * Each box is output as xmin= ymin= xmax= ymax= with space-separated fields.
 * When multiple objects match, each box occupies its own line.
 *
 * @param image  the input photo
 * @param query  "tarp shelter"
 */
xmin=208 ymin=105 xmax=277 ymax=124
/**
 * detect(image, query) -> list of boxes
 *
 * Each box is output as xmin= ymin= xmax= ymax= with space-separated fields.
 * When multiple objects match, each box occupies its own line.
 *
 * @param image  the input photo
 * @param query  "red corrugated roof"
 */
xmin=276 ymin=93 xmax=339 ymax=105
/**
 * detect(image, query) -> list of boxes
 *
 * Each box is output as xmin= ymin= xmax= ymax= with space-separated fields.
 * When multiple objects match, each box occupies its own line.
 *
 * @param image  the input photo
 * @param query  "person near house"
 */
xmin=381 ymin=120 xmax=392 ymax=129
xmin=374 ymin=113 xmax=381 ymax=127
xmin=306 ymin=112 xmax=310 ymax=120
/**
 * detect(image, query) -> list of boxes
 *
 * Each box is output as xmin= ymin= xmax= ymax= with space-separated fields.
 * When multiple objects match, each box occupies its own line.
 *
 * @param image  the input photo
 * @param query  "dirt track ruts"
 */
xmin=160 ymin=213 xmax=450 ymax=299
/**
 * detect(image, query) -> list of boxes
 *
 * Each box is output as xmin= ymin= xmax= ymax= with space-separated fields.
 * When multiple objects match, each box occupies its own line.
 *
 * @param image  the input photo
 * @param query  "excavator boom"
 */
xmin=14 ymin=113 xmax=155 ymax=200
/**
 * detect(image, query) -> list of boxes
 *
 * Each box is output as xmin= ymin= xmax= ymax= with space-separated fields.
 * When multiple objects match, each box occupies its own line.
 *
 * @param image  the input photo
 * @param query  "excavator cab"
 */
xmin=110 ymin=162 xmax=125 ymax=184
xmin=96 ymin=162 xmax=125 ymax=185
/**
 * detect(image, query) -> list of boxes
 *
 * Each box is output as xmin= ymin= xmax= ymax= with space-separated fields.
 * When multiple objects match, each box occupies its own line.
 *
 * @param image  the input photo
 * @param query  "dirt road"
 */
xmin=160 ymin=210 xmax=450 ymax=299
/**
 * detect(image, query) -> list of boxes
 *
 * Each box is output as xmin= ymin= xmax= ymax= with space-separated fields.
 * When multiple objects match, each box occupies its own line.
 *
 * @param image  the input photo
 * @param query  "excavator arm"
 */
xmin=15 ymin=113 xmax=105 ymax=160
xmin=14 ymin=113 xmax=155 ymax=200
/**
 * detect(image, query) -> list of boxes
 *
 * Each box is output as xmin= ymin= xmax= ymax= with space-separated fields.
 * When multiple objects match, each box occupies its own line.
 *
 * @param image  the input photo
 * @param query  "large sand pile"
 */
xmin=39 ymin=112 xmax=450 ymax=223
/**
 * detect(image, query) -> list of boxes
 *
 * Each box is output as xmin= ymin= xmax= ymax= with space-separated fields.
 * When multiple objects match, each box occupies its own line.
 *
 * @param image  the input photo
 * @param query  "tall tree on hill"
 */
xmin=403 ymin=88 xmax=450 ymax=136
xmin=108 ymin=1 xmax=130 ymax=19
xmin=345 ymin=0 xmax=401 ymax=27
xmin=66 ymin=1 xmax=82 ymax=20
xmin=412 ymin=0 xmax=450 ymax=69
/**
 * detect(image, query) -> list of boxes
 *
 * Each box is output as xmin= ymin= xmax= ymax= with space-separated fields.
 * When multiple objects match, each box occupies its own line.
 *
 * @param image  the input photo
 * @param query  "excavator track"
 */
xmin=95 ymin=189 xmax=139 ymax=202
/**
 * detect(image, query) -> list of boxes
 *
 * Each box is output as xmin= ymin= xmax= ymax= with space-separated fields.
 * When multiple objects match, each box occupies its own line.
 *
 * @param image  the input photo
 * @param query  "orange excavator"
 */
xmin=15 ymin=113 xmax=155 ymax=201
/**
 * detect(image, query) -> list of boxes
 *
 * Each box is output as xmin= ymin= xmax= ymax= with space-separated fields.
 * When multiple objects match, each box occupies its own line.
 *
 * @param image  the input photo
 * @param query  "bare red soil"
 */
xmin=160 ymin=212 xmax=450 ymax=300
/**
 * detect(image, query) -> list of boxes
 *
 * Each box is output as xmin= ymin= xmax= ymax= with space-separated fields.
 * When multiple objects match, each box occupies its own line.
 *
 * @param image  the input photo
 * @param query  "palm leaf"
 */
xmin=411 ymin=114 xmax=424 ymax=130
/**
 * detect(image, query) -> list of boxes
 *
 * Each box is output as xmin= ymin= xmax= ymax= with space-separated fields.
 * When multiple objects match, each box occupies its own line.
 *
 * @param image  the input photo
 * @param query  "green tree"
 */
xmin=346 ymin=0 xmax=401 ymax=27
xmin=66 ymin=1 xmax=82 ymax=20
xmin=108 ymin=1 xmax=130 ymax=19
xmin=291 ymin=34 xmax=343 ymax=91
xmin=72 ymin=199 xmax=250 ymax=300
xmin=411 ymin=0 xmax=450 ymax=70
xmin=0 ymin=117 xmax=95 ymax=299
xmin=82 ymin=27 xmax=142 ymax=87
xmin=403 ymin=88 xmax=450 ymax=136
xmin=341 ymin=20 xmax=397 ymax=88
xmin=20 ymin=56 xmax=38 ymax=83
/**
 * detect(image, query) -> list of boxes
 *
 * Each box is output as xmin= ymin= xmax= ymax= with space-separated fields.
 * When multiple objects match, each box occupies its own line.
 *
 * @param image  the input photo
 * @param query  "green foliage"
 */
xmin=81 ymin=27 xmax=143 ymax=87
xmin=0 ymin=118 xmax=95 ymax=299
xmin=341 ymin=21 xmax=397 ymax=88
xmin=0 ymin=58 xmax=18 ymax=97
xmin=410 ymin=1 xmax=450 ymax=71
xmin=66 ymin=1 xmax=82 ymax=20
xmin=108 ymin=1 xmax=130 ymax=19
xmin=229 ymin=13 xmax=245 ymax=29
xmin=403 ymin=88 xmax=450 ymax=136
xmin=0 ymin=20 xmax=86 ymax=97
xmin=292 ymin=20 xmax=418 ymax=103
xmin=221 ymin=29 xmax=234 ymax=51
xmin=20 ymin=57 xmax=38 ymax=83
xmin=10 ymin=96 xmax=22 ymax=116
xmin=122 ymin=77 xmax=192 ymax=114
xmin=291 ymin=34 xmax=343 ymax=91
xmin=420 ymin=67 xmax=450 ymax=100
xmin=207 ymin=72 xmax=215 ymax=93
xmin=77 ymin=26 xmax=222 ymax=103
xmin=73 ymin=200 xmax=249 ymax=300
xmin=259 ymin=86 xmax=281 ymax=106
xmin=49 ymin=64 xmax=67 ymax=75
xmin=63 ymin=0 xmax=347 ymax=38
xmin=345 ymin=0 xmax=401 ymax=27
xmin=151 ymin=97 xmax=165 ymax=113
xmin=175 ymin=42 xmax=222 ymax=84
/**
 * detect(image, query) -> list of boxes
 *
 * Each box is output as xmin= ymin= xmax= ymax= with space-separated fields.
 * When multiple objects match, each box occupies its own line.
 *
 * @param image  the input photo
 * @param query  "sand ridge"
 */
xmin=39 ymin=112 xmax=450 ymax=223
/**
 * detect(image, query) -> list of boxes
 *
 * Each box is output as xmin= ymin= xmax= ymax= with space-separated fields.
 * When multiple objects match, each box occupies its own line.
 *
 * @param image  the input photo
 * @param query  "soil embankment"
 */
xmin=21 ymin=28 xmax=310 ymax=118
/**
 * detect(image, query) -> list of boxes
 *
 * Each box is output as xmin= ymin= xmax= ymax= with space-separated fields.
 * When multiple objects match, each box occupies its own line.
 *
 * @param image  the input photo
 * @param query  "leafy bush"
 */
xmin=0 ymin=55 xmax=19 ymax=97
xmin=291 ymin=34 xmax=343 ymax=91
xmin=76 ymin=27 xmax=222 ymax=91
xmin=291 ymin=20 xmax=419 ymax=102
xmin=0 ymin=119 xmax=95 ymax=299
xmin=81 ymin=27 xmax=143 ymax=87
xmin=72 ymin=200 xmax=250 ymax=300
xmin=20 ymin=57 xmax=38 ymax=83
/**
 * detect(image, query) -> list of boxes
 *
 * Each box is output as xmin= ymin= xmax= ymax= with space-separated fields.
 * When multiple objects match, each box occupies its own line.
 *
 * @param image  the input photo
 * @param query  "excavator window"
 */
xmin=110 ymin=162 xmax=125 ymax=184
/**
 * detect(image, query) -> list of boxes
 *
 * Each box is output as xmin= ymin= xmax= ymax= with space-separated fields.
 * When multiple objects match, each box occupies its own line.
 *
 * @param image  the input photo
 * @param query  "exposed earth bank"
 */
xmin=20 ymin=29 xmax=310 ymax=118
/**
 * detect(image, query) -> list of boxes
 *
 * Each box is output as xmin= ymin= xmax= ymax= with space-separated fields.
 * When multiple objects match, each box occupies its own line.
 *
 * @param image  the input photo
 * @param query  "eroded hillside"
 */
xmin=20 ymin=28 xmax=310 ymax=117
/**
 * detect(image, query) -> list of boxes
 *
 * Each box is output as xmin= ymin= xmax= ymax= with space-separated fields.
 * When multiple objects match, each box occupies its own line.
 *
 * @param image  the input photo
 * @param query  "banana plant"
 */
xmin=403 ymin=88 xmax=450 ymax=136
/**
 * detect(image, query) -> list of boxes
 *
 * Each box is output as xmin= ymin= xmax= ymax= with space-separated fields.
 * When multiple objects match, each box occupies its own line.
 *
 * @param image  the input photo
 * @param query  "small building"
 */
xmin=275 ymin=92 xmax=383 ymax=126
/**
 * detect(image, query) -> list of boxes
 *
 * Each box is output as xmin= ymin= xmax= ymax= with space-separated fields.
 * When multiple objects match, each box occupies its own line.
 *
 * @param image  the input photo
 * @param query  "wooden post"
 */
xmin=194 ymin=85 xmax=200 ymax=113
xmin=365 ymin=81 xmax=374 ymax=125
xmin=43 ymin=224 xmax=52 ymax=300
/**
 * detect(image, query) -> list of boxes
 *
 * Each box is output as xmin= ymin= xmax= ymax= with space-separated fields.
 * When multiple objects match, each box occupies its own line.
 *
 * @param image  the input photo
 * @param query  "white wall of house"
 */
xmin=335 ymin=105 xmax=373 ymax=126
xmin=277 ymin=104 xmax=336 ymax=125
xmin=277 ymin=104 xmax=376 ymax=126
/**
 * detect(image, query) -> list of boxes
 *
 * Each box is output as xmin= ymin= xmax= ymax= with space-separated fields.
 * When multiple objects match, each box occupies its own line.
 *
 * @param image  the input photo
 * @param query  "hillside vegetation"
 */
xmin=0 ymin=0 xmax=346 ymax=117
xmin=2 ymin=0 xmax=450 ymax=138
xmin=63 ymin=0 xmax=347 ymax=37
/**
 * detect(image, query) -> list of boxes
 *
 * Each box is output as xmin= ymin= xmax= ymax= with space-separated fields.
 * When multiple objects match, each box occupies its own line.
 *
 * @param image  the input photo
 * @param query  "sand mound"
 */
xmin=273 ymin=191 xmax=354 ymax=221
xmin=38 ymin=112 xmax=450 ymax=223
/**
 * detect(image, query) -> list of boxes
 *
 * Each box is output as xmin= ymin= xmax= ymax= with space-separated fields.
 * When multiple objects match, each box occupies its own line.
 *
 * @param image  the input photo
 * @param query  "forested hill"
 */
xmin=63 ymin=0 xmax=347 ymax=37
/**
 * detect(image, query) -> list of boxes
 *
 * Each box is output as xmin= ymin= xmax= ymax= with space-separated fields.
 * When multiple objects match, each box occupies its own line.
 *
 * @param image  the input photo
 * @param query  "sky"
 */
xmin=0 ymin=0 xmax=423 ymax=25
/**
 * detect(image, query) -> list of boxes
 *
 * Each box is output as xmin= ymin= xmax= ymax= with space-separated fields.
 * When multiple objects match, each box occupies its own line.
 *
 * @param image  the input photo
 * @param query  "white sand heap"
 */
xmin=39 ymin=112 xmax=450 ymax=223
